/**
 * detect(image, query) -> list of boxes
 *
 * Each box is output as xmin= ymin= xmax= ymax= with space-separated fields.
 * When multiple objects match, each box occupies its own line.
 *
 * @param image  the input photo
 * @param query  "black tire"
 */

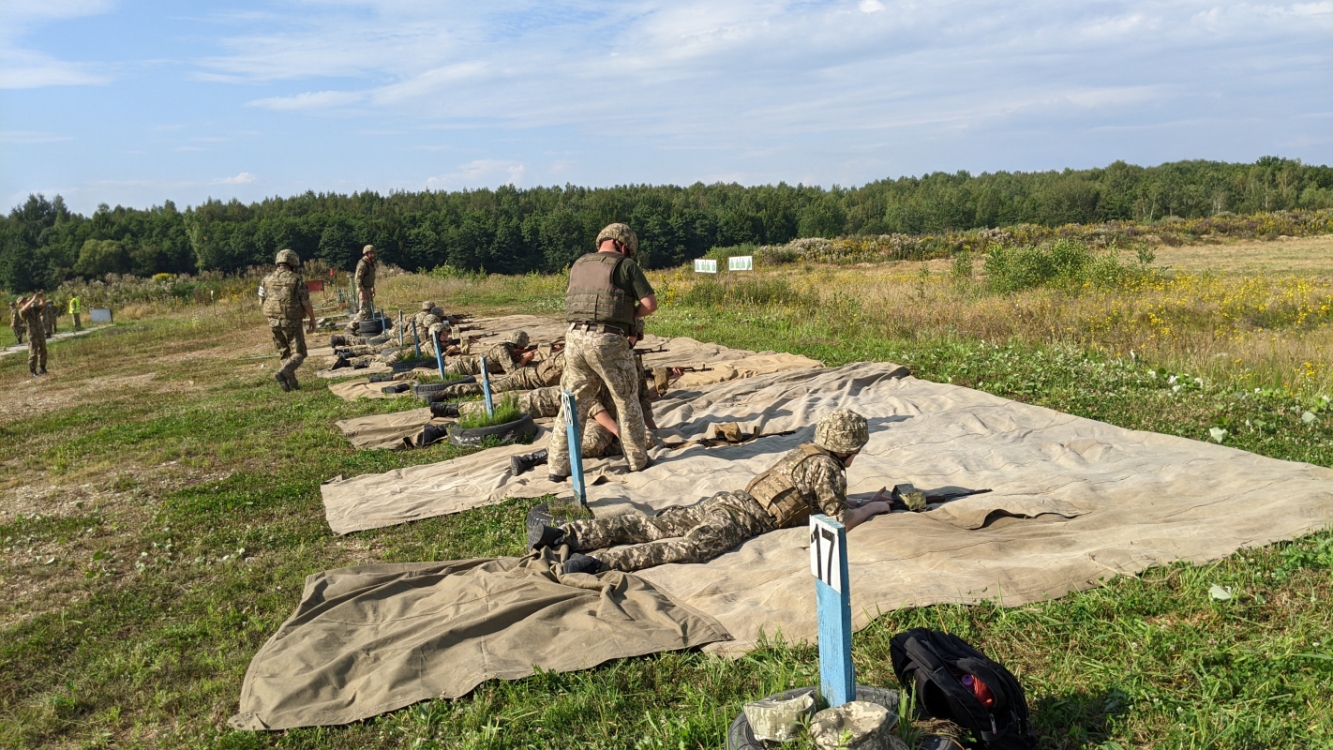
xmin=391 ymin=359 xmax=437 ymax=373
xmin=725 ymin=686 xmax=899 ymax=750
xmin=359 ymin=319 xmax=384 ymax=335
xmin=411 ymin=376 xmax=475 ymax=399
xmin=448 ymin=413 xmax=537 ymax=448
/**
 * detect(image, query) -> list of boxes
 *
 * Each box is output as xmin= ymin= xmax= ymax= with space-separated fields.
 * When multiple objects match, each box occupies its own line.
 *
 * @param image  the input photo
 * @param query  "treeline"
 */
xmin=3 ymin=157 xmax=1332 ymax=292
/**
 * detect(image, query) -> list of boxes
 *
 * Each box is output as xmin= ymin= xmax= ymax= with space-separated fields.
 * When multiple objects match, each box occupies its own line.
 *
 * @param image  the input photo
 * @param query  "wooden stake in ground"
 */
xmin=810 ymin=514 xmax=855 ymax=708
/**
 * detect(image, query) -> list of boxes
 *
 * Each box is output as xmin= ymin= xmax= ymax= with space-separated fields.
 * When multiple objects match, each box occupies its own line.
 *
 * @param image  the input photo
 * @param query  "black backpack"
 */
xmin=889 ymin=629 xmax=1036 ymax=750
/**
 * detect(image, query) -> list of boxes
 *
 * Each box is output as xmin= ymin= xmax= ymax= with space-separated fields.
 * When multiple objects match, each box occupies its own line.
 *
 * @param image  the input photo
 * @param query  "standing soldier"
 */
xmin=68 ymin=294 xmax=82 ymax=331
xmin=259 ymin=249 xmax=316 ymax=392
xmin=546 ymin=223 xmax=658 ymax=481
xmin=18 ymin=293 xmax=48 ymax=376
xmin=43 ymin=299 xmax=57 ymax=337
xmin=8 ymin=299 xmax=24 ymax=344
xmin=350 ymin=244 xmax=377 ymax=331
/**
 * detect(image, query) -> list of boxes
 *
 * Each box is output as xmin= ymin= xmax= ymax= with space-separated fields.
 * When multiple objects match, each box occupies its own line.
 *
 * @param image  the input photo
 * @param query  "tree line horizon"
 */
xmin=2 ymin=156 xmax=1332 ymax=293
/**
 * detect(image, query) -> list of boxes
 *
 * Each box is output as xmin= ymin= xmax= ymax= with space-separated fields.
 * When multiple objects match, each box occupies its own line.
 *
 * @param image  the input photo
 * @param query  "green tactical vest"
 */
xmin=565 ymin=252 xmax=636 ymax=331
xmin=745 ymin=444 xmax=832 ymax=528
xmin=261 ymin=268 xmax=302 ymax=322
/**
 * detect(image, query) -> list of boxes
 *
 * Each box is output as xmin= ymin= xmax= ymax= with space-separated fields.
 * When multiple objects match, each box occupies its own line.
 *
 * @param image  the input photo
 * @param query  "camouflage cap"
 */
xmin=596 ymin=223 xmax=640 ymax=259
xmin=362 ymin=244 xmax=376 ymax=255
xmin=275 ymin=248 xmax=300 ymax=266
xmin=420 ymin=300 xmax=435 ymax=311
xmin=813 ymin=409 xmax=870 ymax=454
xmin=505 ymin=330 xmax=530 ymax=348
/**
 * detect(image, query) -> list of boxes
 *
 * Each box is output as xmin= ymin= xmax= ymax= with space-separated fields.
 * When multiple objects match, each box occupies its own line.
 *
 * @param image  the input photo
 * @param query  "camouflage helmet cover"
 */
xmin=431 ymin=306 xmax=444 ymax=318
xmin=595 ymin=223 xmax=639 ymax=259
xmin=814 ymin=409 xmax=870 ymax=454
xmin=275 ymin=248 xmax=300 ymax=266
xmin=420 ymin=300 xmax=435 ymax=311
xmin=505 ymin=330 xmax=530 ymax=348
xmin=362 ymin=244 xmax=376 ymax=255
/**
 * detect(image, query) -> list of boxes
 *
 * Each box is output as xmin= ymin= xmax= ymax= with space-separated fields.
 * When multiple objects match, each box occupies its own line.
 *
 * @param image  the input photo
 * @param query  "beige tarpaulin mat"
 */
xmin=334 ymin=407 xmax=438 ymax=451
xmin=322 ymin=362 xmax=1333 ymax=656
xmin=228 ymin=553 xmax=729 ymax=730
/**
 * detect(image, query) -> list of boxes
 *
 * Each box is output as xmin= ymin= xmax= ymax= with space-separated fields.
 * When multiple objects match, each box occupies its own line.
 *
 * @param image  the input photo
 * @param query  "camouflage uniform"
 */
xmin=8 ymin=302 xmax=23 ymax=344
xmin=444 ymin=341 xmax=520 ymax=377
xmin=43 ymin=300 xmax=57 ymax=337
xmin=19 ymin=299 xmax=47 ymax=374
xmin=438 ymin=350 xmax=563 ymax=398
xmin=560 ymin=410 xmax=868 ymax=573
xmin=351 ymin=246 xmax=376 ymax=325
xmin=461 ymin=385 xmax=616 ymax=456
xmin=260 ymin=262 xmax=313 ymax=382
xmin=547 ymin=328 xmax=653 ymax=473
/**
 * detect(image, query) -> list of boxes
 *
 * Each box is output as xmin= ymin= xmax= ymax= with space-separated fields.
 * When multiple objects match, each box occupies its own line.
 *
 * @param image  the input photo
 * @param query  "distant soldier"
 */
xmin=18 ymin=293 xmax=48 ymax=376
xmin=43 ymin=299 xmax=57 ymax=337
xmin=68 ymin=295 xmax=82 ymax=331
xmin=259 ymin=249 xmax=316 ymax=392
xmin=531 ymin=410 xmax=895 ymax=575
xmin=426 ymin=347 xmax=565 ymax=401
xmin=546 ymin=223 xmax=658 ymax=481
xmin=8 ymin=300 xmax=24 ymax=344
xmin=349 ymin=244 xmax=377 ymax=331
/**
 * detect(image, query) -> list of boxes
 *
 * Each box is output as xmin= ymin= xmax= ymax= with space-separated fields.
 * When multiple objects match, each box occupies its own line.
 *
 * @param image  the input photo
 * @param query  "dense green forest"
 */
xmin=2 ymin=157 xmax=1332 ymax=292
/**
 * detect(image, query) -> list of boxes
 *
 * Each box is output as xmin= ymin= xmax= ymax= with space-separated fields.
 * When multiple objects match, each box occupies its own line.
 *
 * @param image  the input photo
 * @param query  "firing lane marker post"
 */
xmin=480 ymin=357 xmax=494 ymax=417
xmin=398 ymin=311 xmax=403 ymax=348
xmin=411 ymin=321 xmax=421 ymax=359
xmin=433 ymin=330 xmax=446 ymax=381
xmin=561 ymin=389 xmax=587 ymax=507
xmin=810 ymin=514 xmax=855 ymax=708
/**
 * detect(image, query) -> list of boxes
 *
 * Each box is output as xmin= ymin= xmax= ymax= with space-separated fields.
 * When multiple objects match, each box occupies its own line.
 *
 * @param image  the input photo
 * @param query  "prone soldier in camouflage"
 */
xmin=348 ymin=244 xmax=377 ymax=330
xmin=443 ymin=330 xmax=532 ymax=377
xmin=547 ymin=223 xmax=658 ymax=479
xmin=532 ymin=410 xmax=898 ymax=574
xmin=260 ymin=249 xmax=316 ymax=392
xmin=8 ymin=300 xmax=24 ymax=344
xmin=429 ymin=346 xmax=564 ymax=400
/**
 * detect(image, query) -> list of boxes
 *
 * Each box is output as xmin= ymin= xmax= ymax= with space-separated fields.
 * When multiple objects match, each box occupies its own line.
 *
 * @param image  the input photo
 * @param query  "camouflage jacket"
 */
xmin=354 ymin=257 xmax=376 ymax=292
xmin=744 ymin=444 xmax=849 ymax=528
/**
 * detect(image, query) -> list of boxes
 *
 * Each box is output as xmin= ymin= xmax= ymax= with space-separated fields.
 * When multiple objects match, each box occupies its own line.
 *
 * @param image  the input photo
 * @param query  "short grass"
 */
xmin=2 ymin=242 xmax=1332 ymax=749
xmin=456 ymin=394 xmax=522 ymax=429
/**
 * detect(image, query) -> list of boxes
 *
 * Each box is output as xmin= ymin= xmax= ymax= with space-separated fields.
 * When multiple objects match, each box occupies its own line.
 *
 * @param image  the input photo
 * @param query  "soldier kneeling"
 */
xmin=529 ymin=409 xmax=895 ymax=574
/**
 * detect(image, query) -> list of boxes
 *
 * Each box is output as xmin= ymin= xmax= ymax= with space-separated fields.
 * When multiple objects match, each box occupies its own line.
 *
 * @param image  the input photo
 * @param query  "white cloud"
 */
xmin=426 ymin=160 xmax=526 ymax=189
xmin=246 ymin=90 xmax=366 ymax=111
xmin=0 ymin=0 xmax=114 ymax=89
xmin=214 ymin=172 xmax=257 ymax=184
xmin=858 ymin=0 xmax=885 ymax=13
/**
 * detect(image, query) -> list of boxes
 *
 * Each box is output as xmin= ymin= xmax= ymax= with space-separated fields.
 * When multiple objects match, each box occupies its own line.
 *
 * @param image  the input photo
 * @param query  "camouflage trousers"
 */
xmin=27 ymin=331 xmax=47 ymax=373
xmin=271 ymin=322 xmax=307 ymax=378
xmin=459 ymin=386 xmax=616 ymax=456
xmin=444 ymin=355 xmax=502 ymax=377
xmin=10 ymin=322 xmax=23 ymax=343
xmin=547 ymin=328 xmax=652 ymax=474
xmin=436 ymin=365 xmax=554 ymax=398
xmin=72 ymin=313 xmax=81 ymax=331
xmin=563 ymin=491 xmax=777 ymax=572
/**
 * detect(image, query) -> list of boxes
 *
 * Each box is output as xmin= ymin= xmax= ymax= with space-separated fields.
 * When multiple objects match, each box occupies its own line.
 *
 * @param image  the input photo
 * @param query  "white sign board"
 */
xmin=90 ymin=308 xmax=113 ymax=323
xmin=809 ymin=516 xmax=844 ymax=593
xmin=693 ymin=258 xmax=718 ymax=274
xmin=728 ymin=255 xmax=754 ymax=271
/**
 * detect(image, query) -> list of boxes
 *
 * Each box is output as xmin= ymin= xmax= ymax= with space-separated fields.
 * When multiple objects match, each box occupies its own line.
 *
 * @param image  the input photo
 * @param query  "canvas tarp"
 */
xmin=322 ymin=362 xmax=1333 ymax=655
xmin=228 ymin=553 xmax=729 ymax=730
xmin=334 ymin=407 xmax=439 ymax=451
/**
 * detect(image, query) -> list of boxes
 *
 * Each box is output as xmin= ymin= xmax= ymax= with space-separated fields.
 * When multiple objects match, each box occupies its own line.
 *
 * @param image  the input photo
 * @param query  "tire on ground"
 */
xmin=411 ymin=376 xmax=475 ymax=399
xmin=448 ymin=414 xmax=538 ymax=448
xmin=359 ymin=319 xmax=385 ymax=335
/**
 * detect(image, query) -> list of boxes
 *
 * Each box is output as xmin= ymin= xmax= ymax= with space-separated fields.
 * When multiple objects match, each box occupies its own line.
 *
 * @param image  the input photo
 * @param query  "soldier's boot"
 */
xmin=548 ymin=469 xmax=569 ymax=483
xmin=38 ymin=367 xmax=47 ymax=375
xmin=330 ymin=355 xmax=351 ymax=370
xmin=287 ymin=373 xmax=301 ymax=390
xmin=274 ymin=372 xmax=292 ymax=392
xmin=509 ymin=449 xmax=548 ymax=476
xmin=528 ymin=523 xmax=564 ymax=552
xmin=561 ymin=553 xmax=602 ymax=575
xmin=416 ymin=423 xmax=449 ymax=448
xmin=429 ymin=402 xmax=460 ymax=419
xmin=330 ymin=334 xmax=348 ymax=347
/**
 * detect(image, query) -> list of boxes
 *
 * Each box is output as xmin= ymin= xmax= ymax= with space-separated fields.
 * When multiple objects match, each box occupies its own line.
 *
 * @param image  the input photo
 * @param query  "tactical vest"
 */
xmin=261 ymin=268 xmax=302 ymax=321
xmin=745 ymin=444 xmax=833 ymax=528
xmin=355 ymin=258 xmax=376 ymax=290
xmin=565 ymin=252 xmax=636 ymax=331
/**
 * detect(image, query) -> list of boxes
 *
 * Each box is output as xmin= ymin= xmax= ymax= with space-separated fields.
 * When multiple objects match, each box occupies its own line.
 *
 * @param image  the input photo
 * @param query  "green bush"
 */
xmin=703 ymin=244 xmax=759 ymax=262
xmin=983 ymin=239 xmax=1135 ymax=293
xmin=456 ymin=394 xmax=522 ymax=428
xmin=681 ymin=277 xmax=816 ymax=308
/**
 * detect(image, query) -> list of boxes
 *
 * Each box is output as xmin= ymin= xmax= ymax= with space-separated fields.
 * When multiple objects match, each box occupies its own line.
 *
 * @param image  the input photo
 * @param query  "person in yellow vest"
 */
xmin=68 ymin=295 xmax=82 ymax=331
xmin=258 ymin=249 xmax=316 ymax=391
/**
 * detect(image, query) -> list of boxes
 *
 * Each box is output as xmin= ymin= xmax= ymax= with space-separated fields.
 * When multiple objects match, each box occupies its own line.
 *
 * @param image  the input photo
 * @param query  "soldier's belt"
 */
xmin=568 ymin=322 xmax=626 ymax=336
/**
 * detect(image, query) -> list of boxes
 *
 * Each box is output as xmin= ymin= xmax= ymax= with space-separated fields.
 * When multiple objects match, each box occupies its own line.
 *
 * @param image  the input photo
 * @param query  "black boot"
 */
xmin=429 ymin=402 xmax=460 ymax=418
xmin=38 ymin=367 xmax=47 ymax=375
xmin=331 ymin=356 xmax=351 ymax=370
xmin=330 ymin=334 xmax=347 ymax=347
xmin=274 ymin=372 xmax=292 ymax=392
xmin=288 ymin=373 xmax=300 ymax=390
xmin=509 ymin=449 xmax=549 ymax=476
xmin=562 ymin=554 xmax=602 ymax=575
xmin=416 ymin=423 xmax=449 ymax=447
xmin=528 ymin=523 xmax=565 ymax=552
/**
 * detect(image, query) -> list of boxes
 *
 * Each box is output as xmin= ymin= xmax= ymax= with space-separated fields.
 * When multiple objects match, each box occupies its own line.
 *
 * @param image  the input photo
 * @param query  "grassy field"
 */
xmin=3 ymin=236 xmax=1333 ymax=749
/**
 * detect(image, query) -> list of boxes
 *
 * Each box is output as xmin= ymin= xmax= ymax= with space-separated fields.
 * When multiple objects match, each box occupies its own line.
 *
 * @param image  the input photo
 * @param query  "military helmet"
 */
xmin=420 ymin=300 xmax=435 ymax=312
xmin=362 ymin=244 xmax=376 ymax=256
xmin=431 ymin=306 xmax=444 ymax=318
xmin=814 ymin=409 xmax=870 ymax=454
xmin=275 ymin=248 xmax=300 ymax=266
xmin=596 ymin=223 xmax=639 ymax=259
xmin=505 ymin=330 xmax=530 ymax=348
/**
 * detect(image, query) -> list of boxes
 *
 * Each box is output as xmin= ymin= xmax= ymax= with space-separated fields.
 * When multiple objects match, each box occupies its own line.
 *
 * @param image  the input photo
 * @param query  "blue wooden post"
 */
xmin=809 ymin=514 xmax=855 ymax=708
xmin=411 ymin=321 xmax=421 ymax=359
xmin=432 ymin=330 xmax=446 ymax=381
xmin=398 ymin=311 xmax=404 ymax=348
xmin=561 ymin=389 xmax=587 ymax=506
xmin=480 ymin=357 xmax=494 ymax=417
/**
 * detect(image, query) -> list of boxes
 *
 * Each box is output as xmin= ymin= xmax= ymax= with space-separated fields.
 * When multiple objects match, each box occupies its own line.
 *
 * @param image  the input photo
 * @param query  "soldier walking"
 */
xmin=18 ymin=293 xmax=48 ymax=376
xmin=546 ymin=223 xmax=658 ymax=481
xmin=259 ymin=249 xmax=316 ymax=392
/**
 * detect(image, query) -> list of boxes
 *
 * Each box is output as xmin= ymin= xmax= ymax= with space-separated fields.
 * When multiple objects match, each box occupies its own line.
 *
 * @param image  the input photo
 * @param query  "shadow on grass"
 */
xmin=1032 ymin=687 xmax=1131 ymax=749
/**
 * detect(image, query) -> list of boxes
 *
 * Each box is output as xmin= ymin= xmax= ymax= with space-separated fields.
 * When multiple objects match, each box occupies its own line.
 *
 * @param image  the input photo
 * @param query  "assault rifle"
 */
xmin=441 ymin=332 xmax=496 ymax=347
xmin=632 ymin=344 xmax=669 ymax=355
xmin=888 ymin=483 xmax=991 ymax=512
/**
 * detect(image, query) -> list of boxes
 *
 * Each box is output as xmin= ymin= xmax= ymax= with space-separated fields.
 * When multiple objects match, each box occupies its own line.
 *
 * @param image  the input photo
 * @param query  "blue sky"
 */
xmin=2 ymin=0 xmax=1330 ymax=214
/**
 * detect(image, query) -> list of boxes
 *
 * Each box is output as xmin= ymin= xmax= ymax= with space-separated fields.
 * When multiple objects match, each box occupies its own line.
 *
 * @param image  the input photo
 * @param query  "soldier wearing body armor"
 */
xmin=260 ymin=249 xmax=316 ymax=392
xmin=546 ymin=223 xmax=658 ymax=481
xmin=348 ymin=244 xmax=377 ymax=332
xmin=530 ymin=410 xmax=898 ymax=574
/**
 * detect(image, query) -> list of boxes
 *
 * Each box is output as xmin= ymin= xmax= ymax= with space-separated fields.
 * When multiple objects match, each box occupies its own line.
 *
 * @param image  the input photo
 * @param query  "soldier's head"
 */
xmin=420 ymin=300 xmax=435 ymax=312
xmin=431 ymin=306 xmax=444 ymax=318
xmin=275 ymin=248 xmax=300 ymax=268
xmin=362 ymin=244 xmax=376 ymax=260
xmin=596 ymin=223 xmax=639 ymax=260
xmin=814 ymin=409 xmax=870 ymax=463
xmin=505 ymin=330 xmax=530 ymax=349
